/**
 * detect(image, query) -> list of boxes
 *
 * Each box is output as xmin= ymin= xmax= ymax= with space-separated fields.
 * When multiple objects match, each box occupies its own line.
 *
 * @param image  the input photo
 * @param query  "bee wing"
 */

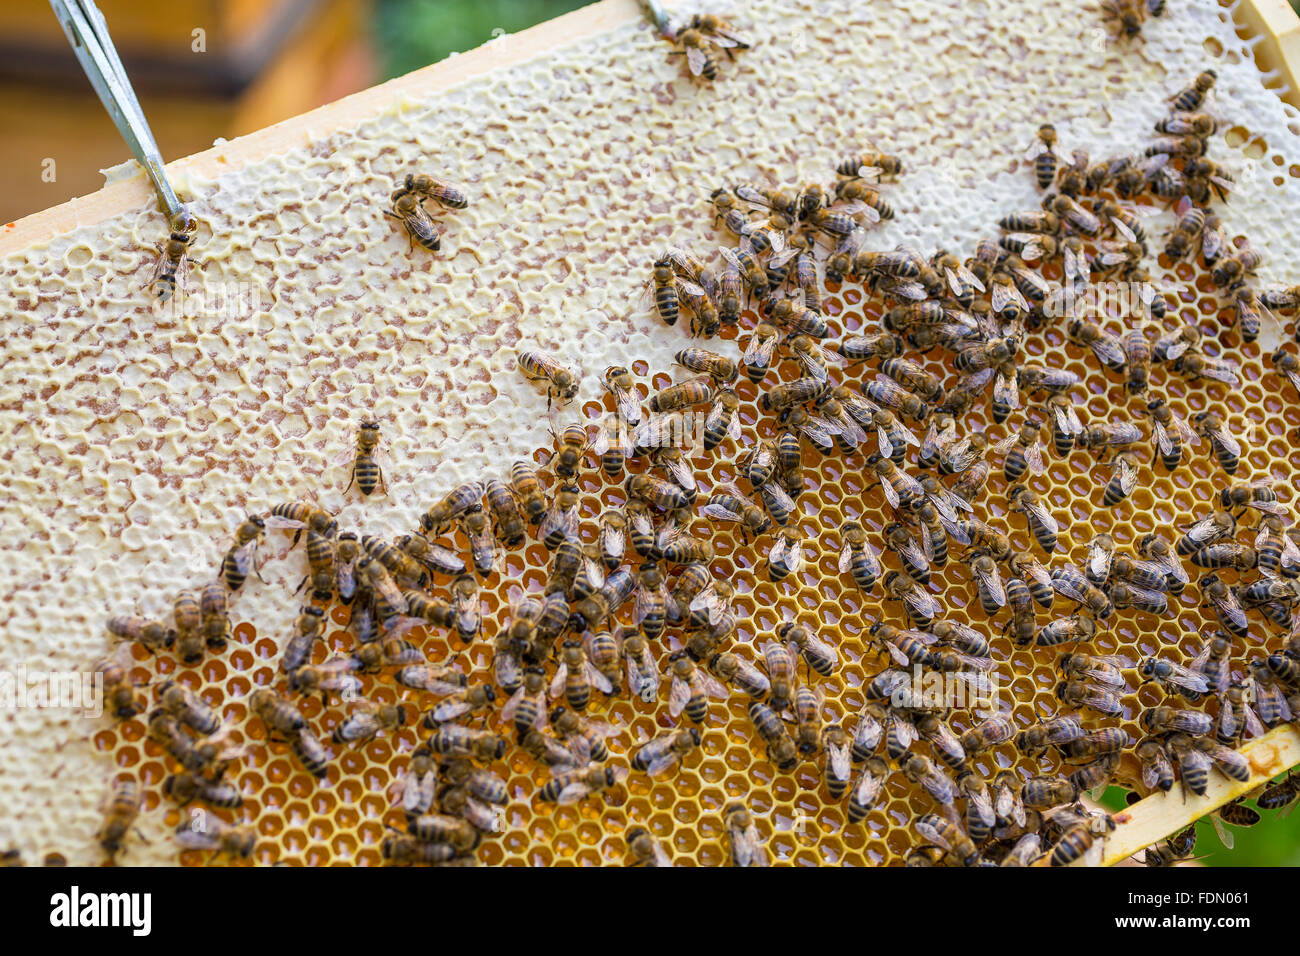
xmin=174 ymin=824 xmax=222 ymax=851
xmin=884 ymin=279 xmax=929 ymax=302
xmin=1062 ymin=246 xmax=1090 ymax=285
xmin=1209 ymin=592 xmax=1249 ymax=632
xmin=993 ymin=371 xmax=1020 ymax=416
xmin=896 ymin=536 xmax=930 ymax=572
xmin=906 ymin=589 xmax=942 ymax=619
xmin=500 ymin=685 xmax=525 ymax=724
xmin=701 ymin=501 xmax=744 ymax=523
xmin=1090 ymin=335 xmax=1128 ymax=370
xmin=766 ymin=246 xmax=799 ymax=269
xmin=795 ymin=414 xmax=840 ymax=448
xmin=991 ymin=434 xmax=1019 ymax=456
xmin=539 ymin=502 xmax=578 ymax=544
xmin=876 ymin=426 xmax=895 ymax=461
xmin=854 ymin=712 xmax=883 ymax=752
xmin=826 ymin=739 xmax=852 ymax=781
xmin=1117 ymin=457 xmax=1139 ymax=495
xmin=668 ymin=676 xmax=690 ymax=717
xmin=1201 ymin=359 xmax=1240 ymax=386
xmin=991 ymin=281 xmax=1028 ymax=314
xmin=698 ymin=669 xmax=730 ymax=699
xmin=742 ymin=330 xmax=778 ymax=367
xmin=685 ymin=46 xmax=708 ymax=76
xmin=718 ymin=246 xmax=743 ymax=270
xmin=940 ymin=514 xmax=971 ymax=546
xmin=967 ymin=784 xmax=996 ymax=828
xmin=890 ymin=712 xmax=920 ymax=750
xmin=583 ymin=661 xmax=615 ymax=696
xmin=645 ymin=751 xmax=684 ymax=777
xmin=883 ymin=639 xmax=913 ymax=667
xmin=548 ymin=663 xmax=569 ymax=700
xmin=974 ymin=563 xmax=1007 ymax=607
xmin=1023 ymin=496 xmax=1059 ymax=534
xmin=1165 ymin=662 xmax=1211 ymax=694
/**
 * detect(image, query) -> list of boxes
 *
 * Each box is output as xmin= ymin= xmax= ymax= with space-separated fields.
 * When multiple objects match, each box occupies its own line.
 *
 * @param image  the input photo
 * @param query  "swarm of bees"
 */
xmin=89 ymin=66 xmax=1300 ymax=868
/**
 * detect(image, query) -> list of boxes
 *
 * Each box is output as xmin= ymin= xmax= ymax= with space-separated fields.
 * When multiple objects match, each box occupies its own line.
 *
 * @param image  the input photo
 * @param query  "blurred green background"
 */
xmin=375 ymin=0 xmax=591 ymax=79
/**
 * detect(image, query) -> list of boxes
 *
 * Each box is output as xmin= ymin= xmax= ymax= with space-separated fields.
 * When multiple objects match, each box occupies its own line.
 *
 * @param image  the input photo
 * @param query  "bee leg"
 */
xmin=343 ymin=464 xmax=356 ymax=495
xmin=377 ymin=465 xmax=387 ymax=495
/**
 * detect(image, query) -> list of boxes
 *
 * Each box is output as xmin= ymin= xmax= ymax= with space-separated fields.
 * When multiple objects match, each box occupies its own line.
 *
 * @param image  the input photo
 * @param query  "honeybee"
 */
xmin=649 ymin=254 xmax=680 ymax=327
xmin=172 ymin=589 xmax=203 ymax=665
xmin=1140 ymin=398 xmax=1196 ymax=473
xmin=897 ymin=752 xmax=955 ymax=806
xmin=1163 ymin=197 xmax=1207 ymax=262
xmin=1066 ymin=316 xmax=1128 ymax=373
xmin=539 ymin=482 xmax=581 ymax=549
xmin=379 ymin=834 xmax=462 ymax=866
xmin=1017 ymin=716 xmax=1085 ymax=756
xmin=394 ymin=172 xmax=469 ymax=210
xmin=425 ymin=684 xmax=497 ymax=726
xmin=157 ymin=680 xmax=221 ymax=735
xmin=340 ymin=419 xmax=386 ymax=496
xmin=1099 ymin=451 xmax=1140 ymax=508
xmin=969 ymin=553 xmax=1008 ymax=614
xmin=502 ymin=666 xmax=550 ymax=739
xmin=722 ymin=803 xmax=770 ymax=867
xmin=1255 ymin=515 xmax=1300 ymax=578
xmin=836 ymin=520 xmax=881 ymax=593
xmin=1210 ymin=246 xmax=1263 ymax=289
xmin=427 ymin=724 xmax=507 ymax=762
xmin=836 ymin=149 xmax=904 ymax=180
xmin=1258 ymin=771 xmax=1300 ymax=811
xmin=1052 ymin=564 xmax=1112 ymax=619
xmin=147 ymin=219 xmax=197 ymax=303
xmin=677 ymin=278 xmax=720 ymax=337
xmin=518 ymin=349 xmax=580 ymax=407
xmin=175 ymin=817 xmax=256 ymax=862
xmin=162 ymin=771 xmax=243 ymax=810
xmin=550 ymin=707 xmax=615 ymax=765
xmin=1249 ymin=659 xmax=1296 ymax=725
xmin=626 ymin=827 xmax=672 ymax=867
xmin=1140 ymin=706 xmax=1214 ymax=738
xmin=883 ymin=569 xmax=943 ymax=627
xmin=1214 ymin=680 xmax=1266 ymax=748
xmin=395 ymin=663 xmax=468 ymax=696
xmin=1170 ymin=69 xmax=1217 ymax=111
xmin=95 ymin=645 xmax=145 ymax=720
xmin=538 ymin=764 xmax=625 ymax=804
xmin=747 ymin=698 xmax=798 ymax=770
xmin=98 ymin=778 xmax=143 ymax=862
xmin=1022 ymin=775 xmax=1078 ymax=810
xmin=1175 ymin=509 xmax=1237 ymax=557
xmin=550 ymin=639 xmax=614 ymax=711
xmin=1164 ymin=736 xmax=1212 ymax=797
xmin=1025 ymin=123 xmax=1061 ymax=189
xmin=951 ymin=515 xmax=1008 ymax=561
xmin=1185 ymin=410 xmax=1243 ymax=476
xmin=385 ymin=191 xmax=442 ymax=253
xmin=332 ymin=700 xmax=405 ymax=747
xmin=266 ymin=502 xmax=336 ymax=543
xmin=220 ymin=514 xmax=266 ymax=592
xmin=1221 ymin=479 xmax=1286 ymax=518
xmin=1050 ymin=823 xmax=1102 ymax=867
xmin=632 ymin=727 xmax=701 ymax=776
xmin=622 ymin=629 xmax=661 ymax=703
xmin=107 ymin=614 xmax=174 ymax=652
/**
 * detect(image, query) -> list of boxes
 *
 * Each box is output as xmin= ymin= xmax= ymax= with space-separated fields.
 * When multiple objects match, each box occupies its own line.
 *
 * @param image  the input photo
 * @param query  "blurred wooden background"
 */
xmin=0 ymin=0 xmax=377 ymax=225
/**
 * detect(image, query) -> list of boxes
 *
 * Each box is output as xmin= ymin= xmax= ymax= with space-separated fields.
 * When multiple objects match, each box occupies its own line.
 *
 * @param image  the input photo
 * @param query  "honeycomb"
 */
xmin=2 ymin=0 xmax=1300 ymax=866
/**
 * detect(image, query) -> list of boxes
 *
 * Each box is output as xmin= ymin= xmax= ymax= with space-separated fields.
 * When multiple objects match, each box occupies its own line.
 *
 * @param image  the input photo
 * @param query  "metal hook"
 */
xmin=49 ymin=0 xmax=188 ymax=226
xmin=638 ymin=0 xmax=672 ymax=36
